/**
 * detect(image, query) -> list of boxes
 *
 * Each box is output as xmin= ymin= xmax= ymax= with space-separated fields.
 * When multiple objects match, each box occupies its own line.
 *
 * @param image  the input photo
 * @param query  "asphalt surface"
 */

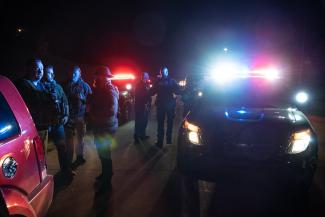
xmin=45 ymin=110 xmax=325 ymax=217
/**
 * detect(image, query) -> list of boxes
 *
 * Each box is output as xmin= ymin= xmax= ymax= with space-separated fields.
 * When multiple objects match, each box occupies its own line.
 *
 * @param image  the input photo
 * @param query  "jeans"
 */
xmin=49 ymin=124 xmax=68 ymax=171
xmin=65 ymin=117 xmax=86 ymax=162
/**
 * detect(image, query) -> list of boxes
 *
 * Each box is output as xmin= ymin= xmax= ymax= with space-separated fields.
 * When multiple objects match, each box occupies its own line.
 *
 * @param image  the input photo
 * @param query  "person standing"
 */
xmin=15 ymin=58 xmax=56 ymax=158
xmin=42 ymin=65 xmax=74 ymax=177
xmin=65 ymin=66 xmax=92 ymax=166
xmin=134 ymin=72 xmax=151 ymax=144
xmin=90 ymin=66 xmax=119 ymax=194
xmin=151 ymin=66 xmax=180 ymax=148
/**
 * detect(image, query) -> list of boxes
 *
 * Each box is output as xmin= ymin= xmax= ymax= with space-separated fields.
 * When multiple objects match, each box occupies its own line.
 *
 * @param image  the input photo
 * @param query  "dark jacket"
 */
xmin=150 ymin=77 xmax=180 ymax=109
xmin=90 ymin=83 xmax=119 ymax=133
xmin=15 ymin=78 xmax=56 ymax=130
xmin=134 ymin=81 xmax=151 ymax=112
xmin=65 ymin=78 xmax=92 ymax=119
xmin=43 ymin=80 xmax=69 ymax=124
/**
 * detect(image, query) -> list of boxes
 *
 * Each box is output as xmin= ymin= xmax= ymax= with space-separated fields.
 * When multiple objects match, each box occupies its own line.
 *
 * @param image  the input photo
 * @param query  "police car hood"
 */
xmin=189 ymin=107 xmax=311 ymax=130
xmin=188 ymin=107 xmax=312 ymax=158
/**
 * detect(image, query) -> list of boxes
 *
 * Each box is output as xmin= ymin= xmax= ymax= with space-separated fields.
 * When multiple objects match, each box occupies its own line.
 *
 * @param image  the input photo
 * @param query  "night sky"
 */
xmin=1 ymin=0 xmax=325 ymax=84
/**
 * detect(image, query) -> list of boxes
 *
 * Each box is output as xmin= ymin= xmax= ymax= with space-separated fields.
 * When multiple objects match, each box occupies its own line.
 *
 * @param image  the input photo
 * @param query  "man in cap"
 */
xmin=90 ymin=66 xmax=119 ymax=194
xmin=65 ymin=66 xmax=92 ymax=166
xmin=134 ymin=72 xmax=151 ymax=144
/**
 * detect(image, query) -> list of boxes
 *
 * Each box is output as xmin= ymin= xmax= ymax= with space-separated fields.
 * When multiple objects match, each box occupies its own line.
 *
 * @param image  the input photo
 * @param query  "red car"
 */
xmin=0 ymin=76 xmax=53 ymax=217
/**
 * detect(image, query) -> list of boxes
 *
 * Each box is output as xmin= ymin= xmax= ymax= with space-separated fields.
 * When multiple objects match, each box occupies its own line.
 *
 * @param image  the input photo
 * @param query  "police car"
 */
xmin=177 ymin=62 xmax=318 ymax=194
xmin=111 ymin=73 xmax=136 ymax=123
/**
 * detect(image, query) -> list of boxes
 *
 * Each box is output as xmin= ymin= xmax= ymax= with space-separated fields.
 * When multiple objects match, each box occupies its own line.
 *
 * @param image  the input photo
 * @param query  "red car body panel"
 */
xmin=0 ymin=76 xmax=54 ymax=217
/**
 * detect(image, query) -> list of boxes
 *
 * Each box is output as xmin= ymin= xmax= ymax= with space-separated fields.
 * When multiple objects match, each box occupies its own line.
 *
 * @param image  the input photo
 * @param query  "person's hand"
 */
xmin=61 ymin=116 xmax=69 ymax=125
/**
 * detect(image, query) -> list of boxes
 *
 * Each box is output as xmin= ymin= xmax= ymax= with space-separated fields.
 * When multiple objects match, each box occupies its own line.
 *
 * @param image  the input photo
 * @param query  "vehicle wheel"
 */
xmin=180 ymin=174 xmax=200 ymax=217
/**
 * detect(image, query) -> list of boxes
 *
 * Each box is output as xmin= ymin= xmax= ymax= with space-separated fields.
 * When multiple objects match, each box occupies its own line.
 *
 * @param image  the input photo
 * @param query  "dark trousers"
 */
xmin=93 ymin=129 xmax=114 ymax=182
xmin=157 ymin=106 xmax=175 ymax=145
xmin=49 ymin=124 xmax=68 ymax=171
xmin=134 ymin=107 xmax=149 ymax=139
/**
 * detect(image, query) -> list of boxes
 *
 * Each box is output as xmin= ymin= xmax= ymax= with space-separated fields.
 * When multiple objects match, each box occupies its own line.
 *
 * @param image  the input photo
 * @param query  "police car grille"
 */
xmin=204 ymin=122 xmax=288 ymax=161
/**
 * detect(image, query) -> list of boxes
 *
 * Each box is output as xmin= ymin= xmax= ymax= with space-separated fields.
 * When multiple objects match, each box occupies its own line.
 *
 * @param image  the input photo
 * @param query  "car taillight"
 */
xmin=33 ymin=136 xmax=47 ymax=181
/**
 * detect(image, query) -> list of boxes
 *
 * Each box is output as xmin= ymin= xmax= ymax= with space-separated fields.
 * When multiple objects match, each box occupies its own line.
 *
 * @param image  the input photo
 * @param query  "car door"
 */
xmin=0 ymin=81 xmax=41 ymax=195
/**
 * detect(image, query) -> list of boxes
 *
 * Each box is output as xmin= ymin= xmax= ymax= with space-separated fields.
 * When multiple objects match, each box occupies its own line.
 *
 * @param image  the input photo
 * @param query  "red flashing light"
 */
xmin=111 ymin=73 xmax=136 ymax=80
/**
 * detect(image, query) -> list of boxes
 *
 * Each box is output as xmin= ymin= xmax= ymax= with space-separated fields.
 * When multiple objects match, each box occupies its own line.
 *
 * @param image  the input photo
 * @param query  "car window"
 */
xmin=0 ymin=93 xmax=20 ymax=142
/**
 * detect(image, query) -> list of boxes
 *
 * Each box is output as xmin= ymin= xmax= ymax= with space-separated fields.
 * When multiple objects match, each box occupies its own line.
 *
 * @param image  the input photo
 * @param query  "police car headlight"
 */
xmin=184 ymin=120 xmax=202 ymax=145
xmin=288 ymin=129 xmax=312 ymax=154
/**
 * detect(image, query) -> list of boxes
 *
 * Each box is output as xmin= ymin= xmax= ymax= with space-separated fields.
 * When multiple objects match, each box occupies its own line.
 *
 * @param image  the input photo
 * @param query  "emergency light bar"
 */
xmin=210 ymin=63 xmax=280 ymax=84
xmin=110 ymin=73 xmax=136 ymax=80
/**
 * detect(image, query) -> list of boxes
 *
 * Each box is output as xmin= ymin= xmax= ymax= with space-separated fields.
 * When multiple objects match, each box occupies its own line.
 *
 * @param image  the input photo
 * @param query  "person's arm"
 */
xmin=58 ymin=85 xmax=69 ymax=125
xmin=85 ymin=82 xmax=93 ymax=96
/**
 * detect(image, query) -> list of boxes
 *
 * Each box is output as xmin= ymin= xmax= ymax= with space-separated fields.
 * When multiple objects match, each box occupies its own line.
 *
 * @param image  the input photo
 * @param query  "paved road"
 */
xmin=45 ymin=113 xmax=325 ymax=217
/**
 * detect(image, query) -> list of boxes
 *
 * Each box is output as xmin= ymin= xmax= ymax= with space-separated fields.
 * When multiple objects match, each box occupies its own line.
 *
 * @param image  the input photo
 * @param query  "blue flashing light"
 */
xmin=224 ymin=111 xmax=229 ymax=118
xmin=237 ymin=110 xmax=247 ymax=114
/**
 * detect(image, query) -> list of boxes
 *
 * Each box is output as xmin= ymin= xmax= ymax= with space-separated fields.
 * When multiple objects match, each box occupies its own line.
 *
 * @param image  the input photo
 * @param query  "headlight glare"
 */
xmin=184 ymin=120 xmax=201 ymax=145
xmin=184 ymin=120 xmax=199 ymax=132
xmin=289 ymin=129 xmax=311 ymax=154
xmin=188 ymin=132 xmax=200 ymax=144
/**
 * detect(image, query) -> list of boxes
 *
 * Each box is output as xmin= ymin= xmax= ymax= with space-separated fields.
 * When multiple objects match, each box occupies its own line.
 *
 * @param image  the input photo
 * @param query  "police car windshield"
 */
xmin=200 ymin=79 xmax=292 ymax=108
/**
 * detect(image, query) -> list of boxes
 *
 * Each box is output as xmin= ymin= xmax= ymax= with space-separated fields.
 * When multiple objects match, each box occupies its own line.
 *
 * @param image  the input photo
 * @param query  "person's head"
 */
xmin=44 ymin=65 xmax=55 ymax=82
xmin=142 ymin=72 xmax=150 ymax=82
xmin=72 ymin=66 xmax=81 ymax=83
xmin=160 ymin=66 xmax=168 ymax=78
xmin=94 ymin=66 xmax=113 ymax=88
xmin=26 ymin=58 xmax=44 ymax=82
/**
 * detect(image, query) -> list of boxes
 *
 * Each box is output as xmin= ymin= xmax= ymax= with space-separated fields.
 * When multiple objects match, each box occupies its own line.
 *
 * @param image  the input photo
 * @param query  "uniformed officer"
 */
xmin=134 ymin=72 xmax=151 ymax=144
xmin=15 ymin=58 xmax=56 ymax=158
xmin=151 ymin=66 xmax=180 ymax=148
xmin=43 ymin=65 xmax=74 ymax=177
xmin=90 ymin=66 xmax=119 ymax=194
xmin=65 ymin=66 xmax=92 ymax=166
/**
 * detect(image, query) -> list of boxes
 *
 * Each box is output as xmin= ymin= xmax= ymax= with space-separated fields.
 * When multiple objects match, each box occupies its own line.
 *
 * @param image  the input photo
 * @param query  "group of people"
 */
xmin=133 ymin=66 xmax=182 ymax=148
xmin=14 ymin=58 xmax=183 ymax=194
